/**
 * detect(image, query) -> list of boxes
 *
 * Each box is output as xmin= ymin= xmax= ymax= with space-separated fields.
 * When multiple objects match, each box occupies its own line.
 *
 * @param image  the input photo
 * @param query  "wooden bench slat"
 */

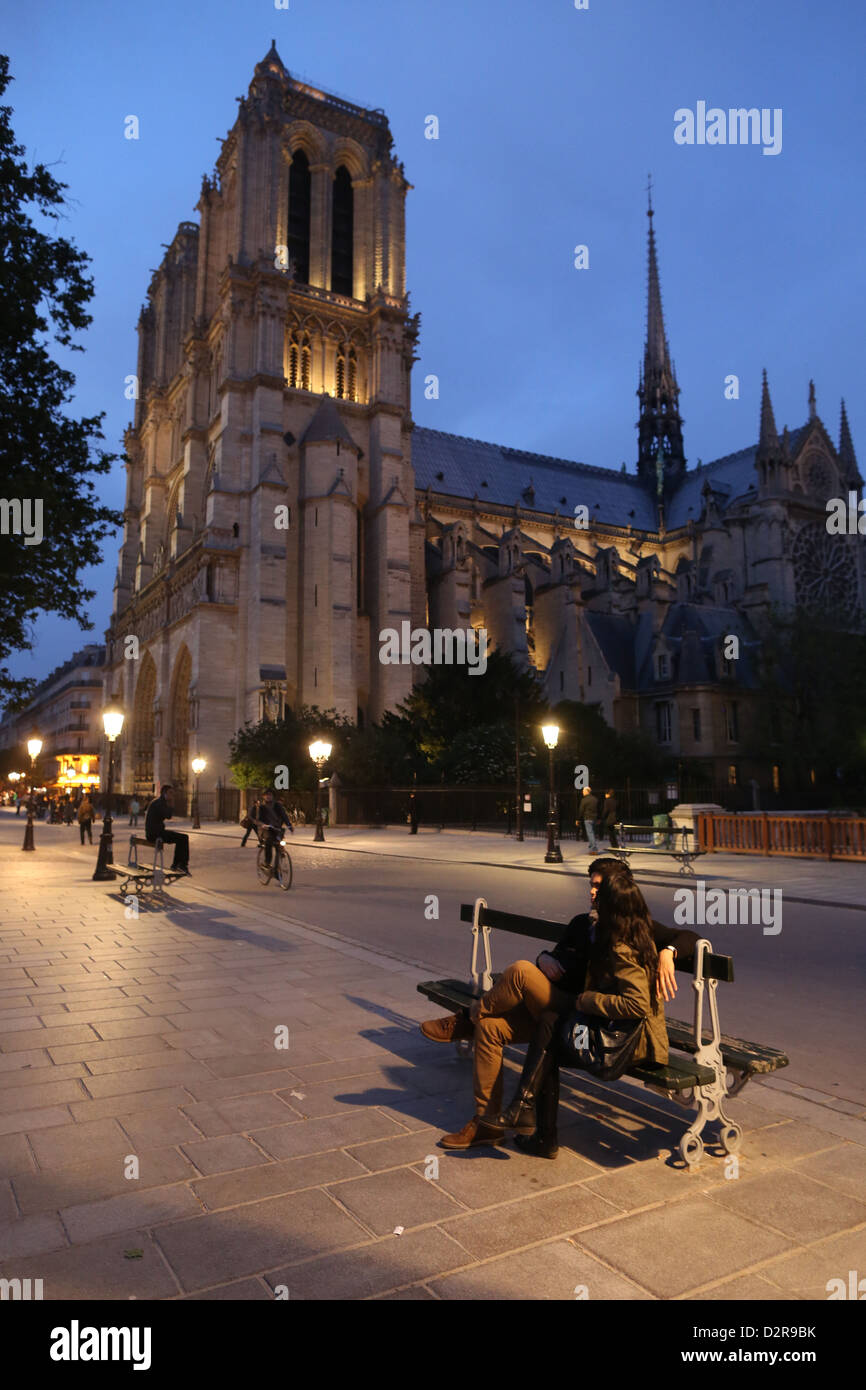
xmin=665 ymin=1018 xmax=789 ymax=1072
xmin=459 ymin=903 xmax=734 ymax=982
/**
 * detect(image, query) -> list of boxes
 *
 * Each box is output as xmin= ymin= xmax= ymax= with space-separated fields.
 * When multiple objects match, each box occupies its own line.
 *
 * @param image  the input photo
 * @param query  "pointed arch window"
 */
xmin=336 ymin=349 xmax=346 ymax=399
xmin=288 ymin=336 xmax=299 ymax=389
xmin=347 ymin=348 xmax=357 ymax=402
xmin=331 ymin=165 xmax=354 ymax=296
xmin=287 ymin=149 xmax=311 ymax=285
xmin=301 ymin=336 xmax=311 ymax=391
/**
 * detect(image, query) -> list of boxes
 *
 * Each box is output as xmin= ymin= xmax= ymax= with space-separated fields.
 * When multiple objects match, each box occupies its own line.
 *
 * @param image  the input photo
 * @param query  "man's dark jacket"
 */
xmin=543 ymin=913 xmax=700 ymax=992
xmin=145 ymin=796 xmax=172 ymax=842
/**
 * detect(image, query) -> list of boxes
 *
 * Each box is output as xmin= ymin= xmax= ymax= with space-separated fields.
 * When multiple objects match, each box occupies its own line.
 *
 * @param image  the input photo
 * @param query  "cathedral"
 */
xmin=103 ymin=43 xmax=864 ymax=800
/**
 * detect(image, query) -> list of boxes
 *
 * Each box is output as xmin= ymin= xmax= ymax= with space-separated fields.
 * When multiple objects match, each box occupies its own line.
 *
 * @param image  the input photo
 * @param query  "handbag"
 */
xmin=557 ymin=1007 xmax=644 ymax=1081
xmin=240 ymin=815 xmax=254 ymax=830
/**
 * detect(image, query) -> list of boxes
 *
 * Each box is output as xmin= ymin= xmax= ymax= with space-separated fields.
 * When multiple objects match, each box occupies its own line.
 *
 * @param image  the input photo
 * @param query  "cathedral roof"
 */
xmin=414 ymin=420 xmax=816 ymax=533
xmin=412 ymin=428 xmax=659 ymax=530
xmin=301 ymin=395 xmax=360 ymax=450
xmin=585 ymin=604 xmax=761 ymax=692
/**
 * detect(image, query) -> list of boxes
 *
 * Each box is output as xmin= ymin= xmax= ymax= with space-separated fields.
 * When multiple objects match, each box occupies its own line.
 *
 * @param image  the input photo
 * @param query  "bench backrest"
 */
xmin=459 ymin=902 xmax=734 ymax=983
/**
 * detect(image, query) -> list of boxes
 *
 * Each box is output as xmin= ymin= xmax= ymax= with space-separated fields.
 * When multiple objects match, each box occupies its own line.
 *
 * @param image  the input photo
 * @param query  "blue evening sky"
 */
xmin=3 ymin=0 xmax=863 ymax=689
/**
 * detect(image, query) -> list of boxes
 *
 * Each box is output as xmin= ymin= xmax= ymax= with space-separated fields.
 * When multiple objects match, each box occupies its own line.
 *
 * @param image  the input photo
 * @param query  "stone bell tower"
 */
xmin=108 ymin=41 xmax=423 ymax=790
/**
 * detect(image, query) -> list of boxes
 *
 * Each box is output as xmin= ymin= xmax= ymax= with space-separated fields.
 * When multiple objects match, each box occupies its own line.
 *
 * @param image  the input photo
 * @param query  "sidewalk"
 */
xmin=195 ymin=821 xmax=866 ymax=909
xmin=0 ymin=838 xmax=864 ymax=1300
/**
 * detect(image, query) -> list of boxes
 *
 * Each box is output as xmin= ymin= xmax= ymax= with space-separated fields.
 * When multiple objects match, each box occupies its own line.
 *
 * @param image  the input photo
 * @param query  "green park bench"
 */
xmin=610 ymin=819 xmax=705 ymax=876
xmin=106 ymin=835 xmax=183 ymax=898
xmin=418 ymin=898 xmax=789 ymax=1167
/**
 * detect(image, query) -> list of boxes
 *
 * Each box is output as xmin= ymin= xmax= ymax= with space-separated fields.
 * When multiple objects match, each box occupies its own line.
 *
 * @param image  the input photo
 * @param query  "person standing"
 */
xmin=578 ymin=785 xmax=599 ymax=853
xmin=77 ymin=794 xmax=95 ymax=845
xmin=601 ymin=788 xmax=619 ymax=847
xmin=129 ymin=796 xmax=140 ymax=828
xmin=144 ymin=784 xmax=190 ymax=874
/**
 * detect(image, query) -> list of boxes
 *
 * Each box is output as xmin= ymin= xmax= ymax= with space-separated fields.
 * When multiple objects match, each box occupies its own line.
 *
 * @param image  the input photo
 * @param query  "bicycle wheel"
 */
xmin=275 ymin=846 xmax=293 ymax=891
xmin=256 ymin=845 xmax=273 ymax=885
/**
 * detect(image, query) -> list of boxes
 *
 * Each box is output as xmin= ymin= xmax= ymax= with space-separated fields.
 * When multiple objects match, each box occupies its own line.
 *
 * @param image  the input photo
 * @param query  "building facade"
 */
xmin=102 ymin=45 xmax=864 ymax=799
xmin=0 ymin=644 xmax=105 ymax=790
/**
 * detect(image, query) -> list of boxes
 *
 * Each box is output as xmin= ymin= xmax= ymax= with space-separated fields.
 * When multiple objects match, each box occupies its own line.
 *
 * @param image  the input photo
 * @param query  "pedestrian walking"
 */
xmin=240 ymin=797 xmax=262 ymax=847
xmin=129 ymin=796 xmax=140 ymax=828
xmin=577 ymin=785 xmax=599 ymax=852
xmin=601 ymin=788 xmax=618 ymax=847
xmin=77 ymin=794 xmax=95 ymax=845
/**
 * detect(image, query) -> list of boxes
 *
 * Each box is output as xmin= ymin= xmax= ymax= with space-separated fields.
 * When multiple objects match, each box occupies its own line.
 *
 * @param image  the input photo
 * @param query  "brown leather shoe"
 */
xmin=420 ymin=1013 xmax=474 ymax=1044
xmin=439 ymin=1116 xmax=505 ymax=1150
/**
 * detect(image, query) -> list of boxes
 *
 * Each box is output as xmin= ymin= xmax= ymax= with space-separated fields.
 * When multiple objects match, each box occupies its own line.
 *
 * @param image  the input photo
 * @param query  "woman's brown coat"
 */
xmin=575 ymin=942 xmax=668 ymax=1065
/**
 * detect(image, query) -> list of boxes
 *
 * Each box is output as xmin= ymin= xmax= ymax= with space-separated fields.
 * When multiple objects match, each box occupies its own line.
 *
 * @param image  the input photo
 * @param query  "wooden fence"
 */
xmin=697 ymin=813 xmax=866 ymax=861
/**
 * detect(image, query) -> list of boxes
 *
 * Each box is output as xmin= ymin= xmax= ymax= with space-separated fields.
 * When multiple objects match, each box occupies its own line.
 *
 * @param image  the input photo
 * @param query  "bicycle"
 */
xmin=254 ymin=825 xmax=293 ymax=891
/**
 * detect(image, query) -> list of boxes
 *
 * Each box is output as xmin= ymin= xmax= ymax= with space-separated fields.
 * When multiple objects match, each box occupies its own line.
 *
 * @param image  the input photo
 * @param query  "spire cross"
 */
xmin=646 ymin=173 xmax=653 ymax=218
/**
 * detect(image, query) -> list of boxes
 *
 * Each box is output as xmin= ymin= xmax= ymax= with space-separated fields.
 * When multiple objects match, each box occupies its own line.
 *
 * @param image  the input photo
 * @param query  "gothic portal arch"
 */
xmin=168 ymin=645 xmax=192 ymax=788
xmin=132 ymin=651 xmax=157 ymax=792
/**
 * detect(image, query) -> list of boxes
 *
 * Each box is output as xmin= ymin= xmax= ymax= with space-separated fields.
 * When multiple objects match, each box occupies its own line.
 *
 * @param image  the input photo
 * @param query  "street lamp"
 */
xmin=93 ymin=704 xmax=125 ymax=882
xmin=308 ymin=739 xmax=332 ymax=843
xmin=541 ymin=723 xmax=563 ymax=864
xmin=191 ymin=756 xmax=206 ymax=829
xmin=22 ymin=736 xmax=42 ymax=851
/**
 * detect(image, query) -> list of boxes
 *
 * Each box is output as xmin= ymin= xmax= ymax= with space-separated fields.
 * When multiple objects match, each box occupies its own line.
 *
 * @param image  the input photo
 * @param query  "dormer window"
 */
xmin=657 ymin=653 xmax=669 ymax=680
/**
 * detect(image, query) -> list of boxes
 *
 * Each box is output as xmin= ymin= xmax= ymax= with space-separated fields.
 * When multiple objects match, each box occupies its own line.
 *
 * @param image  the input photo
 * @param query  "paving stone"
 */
xmin=266 ymin=1226 xmax=470 ymax=1300
xmin=0 ymin=1079 xmax=88 ymax=1114
xmin=61 ymin=1185 xmax=203 ymax=1243
xmin=0 ymin=1024 xmax=99 ymax=1052
xmin=790 ymin=1143 xmax=866 ymax=1203
xmin=28 ymin=1117 xmax=132 ymax=1170
xmin=192 ymin=1150 xmax=367 ymax=1211
xmin=0 ymin=1063 xmax=87 ymax=1091
xmin=93 ymin=1017 xmax=179 ymax=1040
xmin=0 ymin=1213 xmax=68 ymax=1260
xmin=440 ymin=1183 xmax=620 ymax=1260
xmin=706 ymin=1168 xmax=866 ymax=1243
xmin=0 ymin=1229 xmax=179 ymax=1299
xmin=583 ymin=1153 xmax=743 ymax=1212
xmin=183 ymin=1278 xmax=272 ymax=1300
xmin=68 ymin=1087 xmax=193 ymax=1123
xmin=250 ymin=1109 xmax=406 ymax=1161
xmin=274 ymin=1075 xmax=422 ymax=1122
xmin=347 ymin=1131 xmax=446 ymax=1174
xmin=82 ymin=1049 xmax=189 ymax=1076
xmin=694 ymin=1273 xmax=801 ymax=1300
xmin=372 ymin=1284 xmax=439 ymax=1299
xmin=327 ymin=1167 xmax=463 ymax=1235
xmin=743 ymin=1121 xmax=847 ymax=1163
xmin=81 ymin=1062 xmax=212 ymax=1100
xmin=574 ymin=1195 xmax=793 ymax=1298
xmin=48 ymin=1035 xmax=176 ymax=1065
xmin=12 ymin=1147 xmax=197 ymax=1215
xmin=201 ymin=1046 xmax=326 ymax=1079
xmin=0 ymin=1105 xmax=72 ymax=1138
xmin=180 ymin=1135 xmax=271 ymax=1176
xmin=118 ymin=1107 xmax=203 ymax=1148
xmin=0 ymin=1050 xmax=52 ymax=1073
xmin=181 ymin=1071 xmax=305 ymax=1103
xmin=756 ymin=1230 xmax=866 ymax=1299
xmin=154 ymin=1189 xmax=369 ymax=1291
xmin=40 ymin=1006 xmax=147 ymax=1028
xmin=0 ymin=1133 xmax=36 ymax=1178
xmin=418 ymin=1142 xmax=600 ymax=1211
xmin=429 ymin=1237 xmax=653 ymax=1301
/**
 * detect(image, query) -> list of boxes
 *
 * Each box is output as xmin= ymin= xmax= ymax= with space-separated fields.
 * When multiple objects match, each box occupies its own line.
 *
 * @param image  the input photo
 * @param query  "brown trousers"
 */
xmin=473 ymin=960 xmax=572 ymax=1118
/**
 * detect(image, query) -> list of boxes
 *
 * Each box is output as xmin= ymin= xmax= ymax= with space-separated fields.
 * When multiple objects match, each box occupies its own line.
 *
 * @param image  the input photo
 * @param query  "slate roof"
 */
xmin=301 ymin=396 xmax=359 ymax=449
xmin=412 ymin=428 xmax=659 ymax=530
xmin=412 ymin=423 xmax=813 ymax=533
xmin=585 ymin=603 xmax=761 ymax=693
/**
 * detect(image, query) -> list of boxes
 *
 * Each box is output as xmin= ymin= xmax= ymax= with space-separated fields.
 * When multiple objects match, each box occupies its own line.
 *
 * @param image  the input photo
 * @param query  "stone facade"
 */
xmin=103 ymin=45 xmax=864 ymax=799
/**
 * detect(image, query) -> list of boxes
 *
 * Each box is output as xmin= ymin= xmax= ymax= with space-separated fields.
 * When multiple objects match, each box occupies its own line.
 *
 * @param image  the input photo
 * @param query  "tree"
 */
xmin=228 ymin=705 xmax=353 ymax=793
xmin=0 ymin=55 xmax=121 ymax=705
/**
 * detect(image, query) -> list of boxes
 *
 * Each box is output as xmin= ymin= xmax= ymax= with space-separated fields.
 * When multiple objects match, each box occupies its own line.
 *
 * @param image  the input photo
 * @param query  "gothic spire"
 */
xmin=757 ymin=368 xmax=779 ymax=455
xmin=808 ymin=378 xmax=817 ymax=420
xmin=636 ymin=182 xmax=685 ymax=496
xmin=839 ymin=398 xmax=860 ymax=484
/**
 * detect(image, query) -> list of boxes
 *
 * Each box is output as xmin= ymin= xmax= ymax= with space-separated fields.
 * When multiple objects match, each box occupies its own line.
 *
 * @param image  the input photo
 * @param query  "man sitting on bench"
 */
xmin=144 ymin=783 xmax=190 ymax=876
xmin=419 ymin=857 xmax=699 ymax=1151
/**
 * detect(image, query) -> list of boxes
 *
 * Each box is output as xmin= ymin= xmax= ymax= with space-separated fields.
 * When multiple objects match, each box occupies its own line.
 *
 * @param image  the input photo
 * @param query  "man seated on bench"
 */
xmin=144 ymin=784 xmax=190 ymax=876
xmin=419 ymin=857 xmax=699 ymax=1152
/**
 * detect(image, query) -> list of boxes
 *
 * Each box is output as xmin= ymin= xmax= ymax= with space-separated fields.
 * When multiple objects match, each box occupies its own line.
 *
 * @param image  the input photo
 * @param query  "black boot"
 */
xmin=514 ymin=1065 xmax=560 ymax=1158
xmin=495 ymin=1025 xmax=556 ymax=1130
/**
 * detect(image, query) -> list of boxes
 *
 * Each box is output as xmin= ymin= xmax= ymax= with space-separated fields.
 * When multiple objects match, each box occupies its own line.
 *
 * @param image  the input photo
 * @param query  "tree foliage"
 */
xmin=0 ymin=55 xmax=121 ymax=705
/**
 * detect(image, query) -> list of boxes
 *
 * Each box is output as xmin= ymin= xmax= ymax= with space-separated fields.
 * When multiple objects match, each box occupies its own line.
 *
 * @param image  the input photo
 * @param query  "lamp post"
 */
xmin=308 ymin=740 xmax=332 ymax=843
xmin=93 ymin=705 xmax=125 ymax=881
xmin=541 ymin=723 xmax=563 ymax=864
xmin=22 ymin=736 xmax=42 ymax=851
xmin=191 ymin=757 xmax=206 ymax=829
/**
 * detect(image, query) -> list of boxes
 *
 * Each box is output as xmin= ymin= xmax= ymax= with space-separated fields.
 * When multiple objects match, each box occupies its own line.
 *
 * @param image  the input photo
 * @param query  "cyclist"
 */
xmin=254 ymin=788 xmax=293 ymax=867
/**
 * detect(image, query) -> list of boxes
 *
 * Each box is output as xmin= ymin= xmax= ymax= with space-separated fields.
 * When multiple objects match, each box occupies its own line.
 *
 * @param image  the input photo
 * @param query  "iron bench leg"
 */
xmin=678 ymin=939 xmax=743 ymax=1166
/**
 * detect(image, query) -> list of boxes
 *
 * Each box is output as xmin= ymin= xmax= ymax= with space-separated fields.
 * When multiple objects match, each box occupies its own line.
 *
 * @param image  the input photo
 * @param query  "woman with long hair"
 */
xmin=496 ymin=869 xmax=668 ymax=1158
